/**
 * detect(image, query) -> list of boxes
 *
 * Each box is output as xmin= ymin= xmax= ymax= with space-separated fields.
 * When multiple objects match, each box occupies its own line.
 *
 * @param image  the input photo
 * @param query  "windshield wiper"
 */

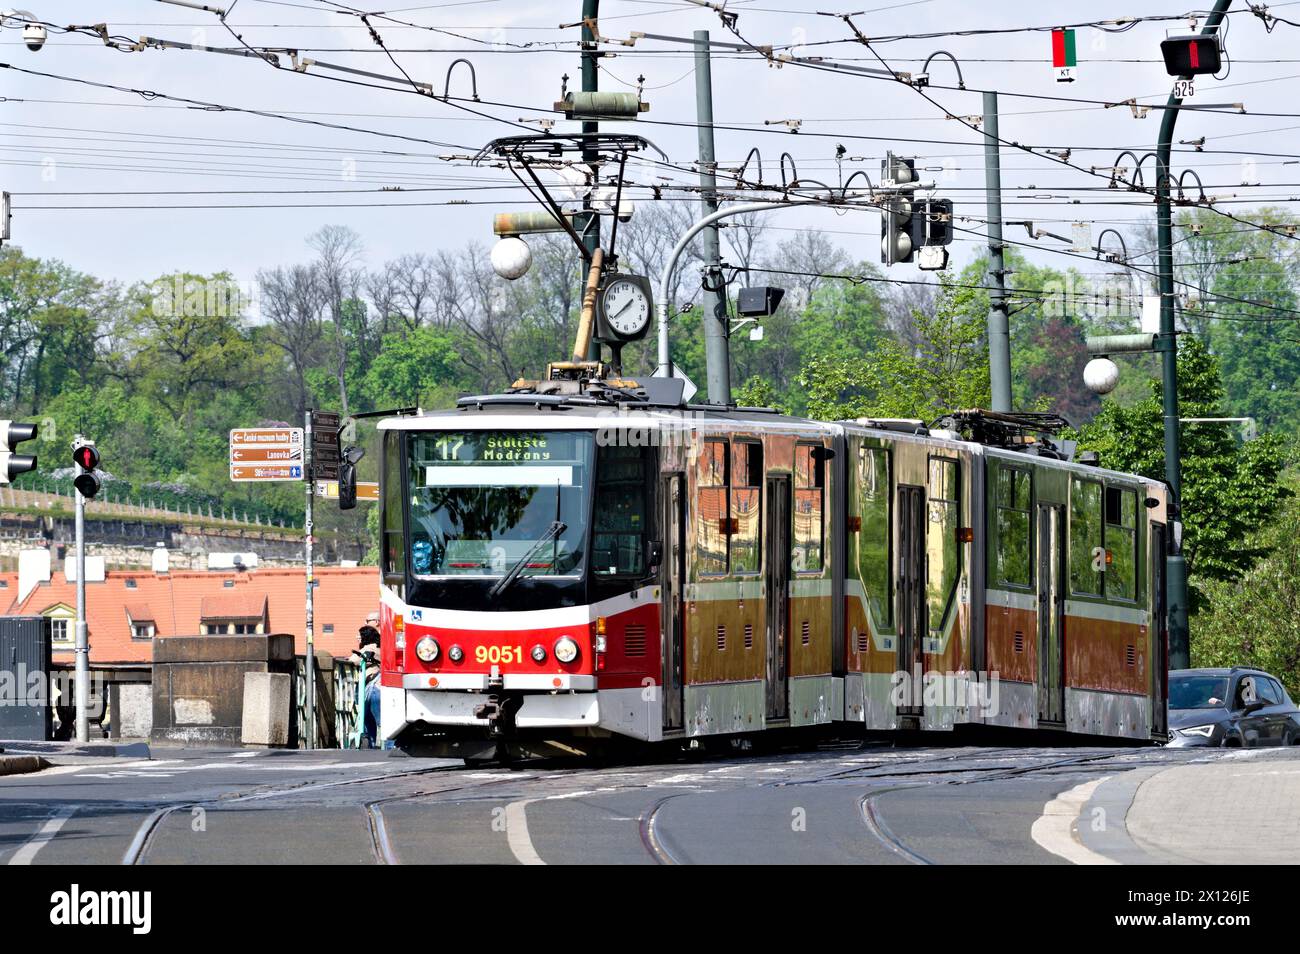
xmin=488 ymin=520 xmax=566 ymax=598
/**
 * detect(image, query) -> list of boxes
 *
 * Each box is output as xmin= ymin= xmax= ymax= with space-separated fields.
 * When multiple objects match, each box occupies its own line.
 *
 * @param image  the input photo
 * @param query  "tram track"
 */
xmin=853 ymin=750 xmax=1141 ymax=865
xmin=122 ymin=763 xmax=468 ymax=865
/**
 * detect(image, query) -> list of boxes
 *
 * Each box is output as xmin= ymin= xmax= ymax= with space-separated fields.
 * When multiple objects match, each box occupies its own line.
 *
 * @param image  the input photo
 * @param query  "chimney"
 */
xmin=17 ymin=548 xmax=51 ymax=602
xmin=65 ymin=556 xmax=106 ymax=583
xmin=152 ymin=542 xmax=169 ymax=575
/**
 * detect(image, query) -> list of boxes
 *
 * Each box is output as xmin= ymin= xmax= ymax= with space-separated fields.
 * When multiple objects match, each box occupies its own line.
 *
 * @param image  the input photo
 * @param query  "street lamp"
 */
xmin=1153 ymin=0 xmax=1234 ymax=670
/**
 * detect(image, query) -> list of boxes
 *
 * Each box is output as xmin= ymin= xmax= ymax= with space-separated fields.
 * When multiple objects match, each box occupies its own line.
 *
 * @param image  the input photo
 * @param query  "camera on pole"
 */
xmin=71 ymin=437 xmax=101 ymax=499
xmin=0 ymin=419 xmax=38 ymax=483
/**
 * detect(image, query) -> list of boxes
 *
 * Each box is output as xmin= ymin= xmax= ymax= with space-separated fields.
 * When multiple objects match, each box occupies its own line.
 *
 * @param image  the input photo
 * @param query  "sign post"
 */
xmin=302 ymin=409 xmax=340 ymax=750
xmin=304 ymin=411 xmax=315 ymax=749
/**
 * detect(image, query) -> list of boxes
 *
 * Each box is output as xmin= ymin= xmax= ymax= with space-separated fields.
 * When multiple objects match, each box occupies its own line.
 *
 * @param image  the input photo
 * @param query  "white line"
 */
xmin=504 ymin=799 xmax=546 ymax=866
xmin=1030 ymin=778 xmax=1118 ymax=865
xmin=8 ymin=805 xmax=78 ymax=866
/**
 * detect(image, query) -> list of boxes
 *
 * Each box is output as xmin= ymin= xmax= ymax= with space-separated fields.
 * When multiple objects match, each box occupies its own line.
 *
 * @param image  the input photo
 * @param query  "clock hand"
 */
xmin=611 ymin=298 xmax=635 ymax=319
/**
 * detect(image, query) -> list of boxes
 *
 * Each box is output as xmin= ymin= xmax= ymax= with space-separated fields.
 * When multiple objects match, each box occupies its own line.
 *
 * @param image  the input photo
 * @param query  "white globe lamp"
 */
xmin=491 ymin=236 xmax=532 ymax=281
xmin=1083 ymin=357 xmax=1120 ymax=396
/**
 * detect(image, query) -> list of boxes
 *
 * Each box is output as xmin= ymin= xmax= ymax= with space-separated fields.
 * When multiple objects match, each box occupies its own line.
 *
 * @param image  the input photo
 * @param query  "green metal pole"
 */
xmin=1158 ymin=0 xmax=1232 ymax=671
xmin=579 ymin=0 xmax=602 ymax=362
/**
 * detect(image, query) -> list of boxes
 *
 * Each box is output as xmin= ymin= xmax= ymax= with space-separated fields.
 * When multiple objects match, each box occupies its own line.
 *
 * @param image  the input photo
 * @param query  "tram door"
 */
xmin=1036 ymin=505 xmax=1066 ymax=725
xmin=896 ymin=486 xmax=927 ymax=718
xmin=765 ymin=475 xmax=791 ymax=720
xmin=1151 ymin=524 xmax=1169 ymax=737
xmin=660 ymin=474 xmax=685 ymax=731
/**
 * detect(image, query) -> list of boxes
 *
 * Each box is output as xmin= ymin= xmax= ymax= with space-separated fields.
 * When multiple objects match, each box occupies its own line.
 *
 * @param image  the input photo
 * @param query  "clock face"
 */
xmin=601 ymin=278 xmax=651 ymax=339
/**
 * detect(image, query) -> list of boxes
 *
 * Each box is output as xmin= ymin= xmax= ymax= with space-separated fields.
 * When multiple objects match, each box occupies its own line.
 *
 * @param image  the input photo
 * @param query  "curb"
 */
xmin=1076 ymin=766 xmax=1170 ymax=863
xmin=0 ymin=755 xmax=50 ymax=777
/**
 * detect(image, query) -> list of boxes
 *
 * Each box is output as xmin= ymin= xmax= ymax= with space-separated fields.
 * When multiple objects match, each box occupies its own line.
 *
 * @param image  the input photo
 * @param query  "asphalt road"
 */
xmin=0 ymin=742 xmax=1258 ymax=864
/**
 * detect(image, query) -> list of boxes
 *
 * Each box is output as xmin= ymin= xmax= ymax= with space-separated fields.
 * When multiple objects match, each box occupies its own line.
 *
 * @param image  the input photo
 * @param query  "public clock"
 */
xmin=597 ymin=273 xmax=653 ymax=341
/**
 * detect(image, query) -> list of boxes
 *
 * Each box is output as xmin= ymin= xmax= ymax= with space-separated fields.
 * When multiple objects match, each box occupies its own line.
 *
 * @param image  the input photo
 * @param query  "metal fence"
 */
xmin=292 ymin=653 xmax=363 ymax=749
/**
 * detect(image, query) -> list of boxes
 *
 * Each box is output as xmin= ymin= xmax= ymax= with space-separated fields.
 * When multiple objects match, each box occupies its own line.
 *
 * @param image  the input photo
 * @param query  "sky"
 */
xmin=2 ymin=0 xmax=1298 ymax=299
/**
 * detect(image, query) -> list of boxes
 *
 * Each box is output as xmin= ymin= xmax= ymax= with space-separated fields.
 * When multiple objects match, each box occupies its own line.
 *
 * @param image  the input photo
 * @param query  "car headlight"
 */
xmin=1179 ymin=724 xmax=1217 ymax=738
xmin=415 ymin=636 xmax=440 ymax=662
xmin=553 ymin=636 xmax=579 ymax=664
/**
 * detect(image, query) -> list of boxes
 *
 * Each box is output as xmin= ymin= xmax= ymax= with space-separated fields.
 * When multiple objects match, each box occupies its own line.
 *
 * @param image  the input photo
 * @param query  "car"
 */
xmin=1167 ymin=667 xmax=1300 ymax=747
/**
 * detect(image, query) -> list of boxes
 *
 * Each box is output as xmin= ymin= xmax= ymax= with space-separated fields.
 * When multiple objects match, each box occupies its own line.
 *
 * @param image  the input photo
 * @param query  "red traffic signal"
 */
xmin=72 ymin=442 xmax=99 ymax=472
xmin=1161 ymin=35 xmax=1222 ymax=77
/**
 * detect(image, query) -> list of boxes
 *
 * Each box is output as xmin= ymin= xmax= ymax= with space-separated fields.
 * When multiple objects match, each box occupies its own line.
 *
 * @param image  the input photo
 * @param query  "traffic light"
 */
xmin=1161 ymin=35 xmax=1222 ymax=77
xmin=0 ymin=419 xmax=38 ymax=484
xmin=880 ymin=153 xmax=917 ymax=266
xmin=71 ymin=437 xmax=101 ymax=499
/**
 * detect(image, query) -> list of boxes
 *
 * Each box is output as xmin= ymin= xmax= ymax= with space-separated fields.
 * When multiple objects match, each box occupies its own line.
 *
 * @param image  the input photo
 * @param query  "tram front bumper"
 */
xmin=405 ymin=687 xmax=600 ymax=729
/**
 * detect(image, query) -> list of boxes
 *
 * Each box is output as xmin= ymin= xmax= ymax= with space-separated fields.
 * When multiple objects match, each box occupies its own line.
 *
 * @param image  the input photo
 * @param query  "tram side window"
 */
xmin=793 ymin=444 xmax=825 ymax=572
xmin=1104 ymin=486 xmax=1137 ymax=601
xmin=926 ymin=458 xmax=960 ymax=632
xmin=996 ymin=465 xmax=1032 ymax=587
xmin=1070 ymin=478 xmax=1104 ymax=596
xmin=731 ymin=442 xmax=762 ymax=575
xmin=858 ymin=446 xmax=892 ymax=627
xmin=592 ymin=444 xmax=649 ymax=577
xmin=696 ymin=439 xmax=729 ymax=576
xmin=382 ymin=431 xmax=405 ymax=578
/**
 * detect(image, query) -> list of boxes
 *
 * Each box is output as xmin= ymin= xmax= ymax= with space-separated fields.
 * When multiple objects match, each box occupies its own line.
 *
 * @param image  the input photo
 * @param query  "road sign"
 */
xmin=229 ymin=427 xmax=304 ymax=482
xmin=231 ymin=464 xmax=303 ymax=482
xmin=314 ymin=480 xmax=379 ymax=501
xmin=309 ymin=410 xmax=341 ymax=480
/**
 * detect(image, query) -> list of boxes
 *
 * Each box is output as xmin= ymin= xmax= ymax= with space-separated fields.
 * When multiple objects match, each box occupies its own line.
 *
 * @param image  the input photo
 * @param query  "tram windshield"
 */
xmin=407 ymin=430 xmax=592 ymax=580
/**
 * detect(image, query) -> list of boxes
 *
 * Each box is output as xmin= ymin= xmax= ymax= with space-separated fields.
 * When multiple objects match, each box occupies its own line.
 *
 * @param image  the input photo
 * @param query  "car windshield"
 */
xmin=1169 ymin=675 xmax=1229 ymax=709
xmin=407 ymin=430 xmax=591 ymax=579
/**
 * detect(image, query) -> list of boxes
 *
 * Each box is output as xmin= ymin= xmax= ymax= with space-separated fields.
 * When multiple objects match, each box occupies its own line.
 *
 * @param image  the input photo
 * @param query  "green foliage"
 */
xmin=362 ymin=326 xmax=467 ymax=408
xmin=1073 ymin=337 xmax=1289 ymax=597
xmin=797 ymin=274 xmax=989 ymax=421
xmin=1193 ymin=483 xmax=1300 ymax=698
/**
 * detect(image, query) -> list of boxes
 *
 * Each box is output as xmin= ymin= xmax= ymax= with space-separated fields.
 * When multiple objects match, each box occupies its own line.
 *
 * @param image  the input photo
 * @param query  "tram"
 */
xmin=366 ymin=378 xmax=1168 ymax=760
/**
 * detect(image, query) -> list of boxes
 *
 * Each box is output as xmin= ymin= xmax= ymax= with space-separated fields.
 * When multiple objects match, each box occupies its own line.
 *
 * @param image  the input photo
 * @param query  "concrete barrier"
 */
xmin=151 ymin=634 xmax=295 ymax=747
xmin=241 ymin=671 xmax=291 ymax=747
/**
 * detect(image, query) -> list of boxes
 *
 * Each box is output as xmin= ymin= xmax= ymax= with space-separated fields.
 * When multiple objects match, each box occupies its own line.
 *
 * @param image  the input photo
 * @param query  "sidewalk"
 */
xmin=1072 ymin=748 xmax=1300 ymax=864
xmin=1123 ymin=751 xmax=1300 ymax=864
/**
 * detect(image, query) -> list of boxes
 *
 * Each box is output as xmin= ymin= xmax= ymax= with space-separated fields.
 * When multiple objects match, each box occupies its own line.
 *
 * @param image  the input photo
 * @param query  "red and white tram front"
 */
xmin=375 ymin=413 xmax=659 ymax=760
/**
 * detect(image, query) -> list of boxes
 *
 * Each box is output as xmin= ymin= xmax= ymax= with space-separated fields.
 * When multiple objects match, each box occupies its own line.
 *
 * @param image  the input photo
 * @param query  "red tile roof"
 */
xmin=199 ymin=593 xmax=267 ymax=620
xmin=4 ymin=566 xmax=379 ymax=664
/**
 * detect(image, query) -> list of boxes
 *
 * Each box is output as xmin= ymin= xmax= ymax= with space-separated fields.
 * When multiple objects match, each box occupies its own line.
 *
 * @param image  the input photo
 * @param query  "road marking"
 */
xmin=8 ymin=805 xmax=78 ymax=865
xmin=504 ymin=799 xmax=545 ymax=865
xmin=1030 ymin=778 xmax=1118 ymax=865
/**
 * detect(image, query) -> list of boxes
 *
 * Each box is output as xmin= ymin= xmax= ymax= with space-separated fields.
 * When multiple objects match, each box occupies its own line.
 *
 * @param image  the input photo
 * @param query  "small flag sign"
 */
xmin=1052 ymin=28 xmax=1077 ymax=83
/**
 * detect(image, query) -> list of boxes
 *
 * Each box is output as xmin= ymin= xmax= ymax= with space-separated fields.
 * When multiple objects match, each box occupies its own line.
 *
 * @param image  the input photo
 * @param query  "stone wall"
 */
xmin=0 ymin=505 xmax=366 ymax=569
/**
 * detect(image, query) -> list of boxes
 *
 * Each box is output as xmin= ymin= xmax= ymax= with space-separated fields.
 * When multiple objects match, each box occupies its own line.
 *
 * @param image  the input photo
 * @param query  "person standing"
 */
xmin=353 ymin=625 xmax=382 ymax=748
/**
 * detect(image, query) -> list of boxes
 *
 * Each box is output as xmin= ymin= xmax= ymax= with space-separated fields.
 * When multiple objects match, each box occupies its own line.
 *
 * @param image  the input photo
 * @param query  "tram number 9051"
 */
xmin=475 ymin=645 xmax=523 ymax=665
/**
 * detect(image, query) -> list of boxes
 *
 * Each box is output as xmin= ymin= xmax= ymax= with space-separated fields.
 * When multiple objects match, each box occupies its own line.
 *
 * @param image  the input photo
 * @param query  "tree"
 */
xmin=1194 ymin=485 xmax=1300 ymax=698
xmin=1073 ymin=336 xmax=1289 ymax=598
xmin=307 ymin=225 xmax=366 ymax=416
xmin=258 ymin=264 xmax=327 ymax=421
xmin=363 ymin=326 xmax=467 ymax=408
xmin=798 ymin=274 xmax=990 ymax=421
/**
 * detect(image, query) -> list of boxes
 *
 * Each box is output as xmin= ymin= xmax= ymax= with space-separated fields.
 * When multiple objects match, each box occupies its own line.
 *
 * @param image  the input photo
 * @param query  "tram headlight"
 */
xmin=553 ymin=636 xmax=579 ymax=664
xmin=415 ymin=636 xmax=440 ymax=662
xmin=448 ymin=644 xmax=464 ymax=663
xmin=531 ymin=644 xmax=547 ymax=663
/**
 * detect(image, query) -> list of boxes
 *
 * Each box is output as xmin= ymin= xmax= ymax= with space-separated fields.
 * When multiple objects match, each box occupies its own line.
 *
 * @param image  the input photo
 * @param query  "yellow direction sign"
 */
xmin=314 ymin=480 xmax=379 ymax=501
